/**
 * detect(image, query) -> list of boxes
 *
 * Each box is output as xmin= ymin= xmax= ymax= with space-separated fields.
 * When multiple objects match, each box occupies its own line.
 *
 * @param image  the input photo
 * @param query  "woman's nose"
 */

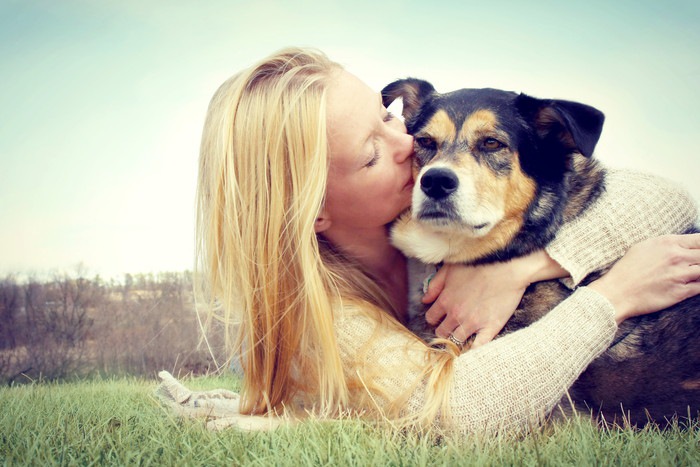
xmin=395 ymin=132 xmax=414 ymax=163
xmin=389 ymin=120 xmax=414 ymax=163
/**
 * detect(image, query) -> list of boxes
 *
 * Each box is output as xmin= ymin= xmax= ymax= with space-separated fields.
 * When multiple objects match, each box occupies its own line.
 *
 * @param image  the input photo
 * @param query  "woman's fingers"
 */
xmin=434 ymin=313 xmax=459 ymax=339
xmin=677 ymin=232 xmax=700 ymax=250
xmin=422 ymin=266 xmax=447 ymax=304
xmin=470 ymin=327 xmax=499 ymax=349
xmin=682 ymin=264 xmax=700 ymax=283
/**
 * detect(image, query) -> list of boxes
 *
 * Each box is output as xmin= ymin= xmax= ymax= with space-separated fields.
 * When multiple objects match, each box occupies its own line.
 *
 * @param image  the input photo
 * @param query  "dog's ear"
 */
xmin=516 ymin=94 xmax=605 ymax=158
xmin=381 ymin=78 xmax=436 ymax=121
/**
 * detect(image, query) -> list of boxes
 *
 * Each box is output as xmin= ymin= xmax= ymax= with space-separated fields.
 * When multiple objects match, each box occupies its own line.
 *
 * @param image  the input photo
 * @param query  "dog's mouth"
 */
xmin=416 ymin=200 xmax=455 ymax=223
xmin=416 ymin=202 xmax=492 ymax=234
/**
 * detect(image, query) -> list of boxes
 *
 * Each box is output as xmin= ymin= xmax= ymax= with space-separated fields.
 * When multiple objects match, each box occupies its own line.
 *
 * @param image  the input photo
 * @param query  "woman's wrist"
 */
xmin=518 ymin=250 xmax=570 ymax=285
xmin=520 ymin=250 xmax=632 ymax=324
xmin=588 ymin=276 xmax=633 ymax=325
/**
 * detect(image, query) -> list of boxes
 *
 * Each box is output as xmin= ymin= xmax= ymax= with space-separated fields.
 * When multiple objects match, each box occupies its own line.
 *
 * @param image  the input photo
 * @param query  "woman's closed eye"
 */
xmin=363 ymin=113 xmax=395 ymax=168
xmin=363 ymin=110 xmax=397 ymax=168
xmin=365 ymin=141 xmax=380 ymax=168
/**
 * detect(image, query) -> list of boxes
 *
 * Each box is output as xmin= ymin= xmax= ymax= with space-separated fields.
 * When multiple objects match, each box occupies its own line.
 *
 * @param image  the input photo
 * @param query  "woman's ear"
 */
xmin=314 ymin=209 xmax=332 ymax=233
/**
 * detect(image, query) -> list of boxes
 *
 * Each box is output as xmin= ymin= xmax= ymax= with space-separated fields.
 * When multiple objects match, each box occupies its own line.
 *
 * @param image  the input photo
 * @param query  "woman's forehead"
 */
xmin=326 ymin=70 xmax=379 ymax=156
xmin=327 ymin=71 xmax=375 ymax=121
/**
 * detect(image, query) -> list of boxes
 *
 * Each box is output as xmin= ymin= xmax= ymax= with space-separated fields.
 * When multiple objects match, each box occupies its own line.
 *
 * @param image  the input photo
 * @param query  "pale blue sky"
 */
xmin=2 ymin=0 xmax=699 ymax=279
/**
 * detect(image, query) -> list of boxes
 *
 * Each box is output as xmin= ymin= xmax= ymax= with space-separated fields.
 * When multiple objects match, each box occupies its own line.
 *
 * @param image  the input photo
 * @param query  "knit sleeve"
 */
xmin=334 ymin=287 xmax=617 ymax=437
xmin=546 ymin=169 xmax=698 ymax=287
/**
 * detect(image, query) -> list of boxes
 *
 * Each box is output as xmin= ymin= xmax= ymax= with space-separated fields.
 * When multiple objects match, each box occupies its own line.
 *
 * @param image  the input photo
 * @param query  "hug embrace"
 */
xmin=157 ymin=47 xmax=700 ymax=437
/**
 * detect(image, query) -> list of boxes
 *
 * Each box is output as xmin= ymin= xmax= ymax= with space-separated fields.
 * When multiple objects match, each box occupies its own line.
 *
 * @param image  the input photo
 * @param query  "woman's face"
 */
xmin=319 ymin=70 xmax=414 ymax=234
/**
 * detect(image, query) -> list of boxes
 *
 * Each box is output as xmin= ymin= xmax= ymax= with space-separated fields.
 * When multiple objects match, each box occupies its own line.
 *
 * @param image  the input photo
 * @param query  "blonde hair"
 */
xmin=196 ymin=47 xmax=455 ymax=423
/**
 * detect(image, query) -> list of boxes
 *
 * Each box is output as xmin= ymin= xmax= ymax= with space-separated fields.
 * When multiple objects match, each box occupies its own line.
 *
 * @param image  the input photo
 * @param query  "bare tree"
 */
xmin=16 ymin=273 xmax=100 ymax=380
xmin=1 ymin=270 xmax=221 ymax=383
xmin=0 ymin=275 xmax=21 ymax=349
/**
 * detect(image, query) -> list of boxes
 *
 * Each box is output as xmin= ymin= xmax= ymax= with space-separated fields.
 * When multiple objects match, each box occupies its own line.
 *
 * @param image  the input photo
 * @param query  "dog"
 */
xmin=382 ymin=78 xmax=700 ymax=427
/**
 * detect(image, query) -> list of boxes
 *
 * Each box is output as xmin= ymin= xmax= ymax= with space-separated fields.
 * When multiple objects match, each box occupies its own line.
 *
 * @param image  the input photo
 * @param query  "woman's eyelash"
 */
xmin=364 ymin=112 xmax=393 ymax=168
xmin=365 ymin=141 xmax=380 ymax=167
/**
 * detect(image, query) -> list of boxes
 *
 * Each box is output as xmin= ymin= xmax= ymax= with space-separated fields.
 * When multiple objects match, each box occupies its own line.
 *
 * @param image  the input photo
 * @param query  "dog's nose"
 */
xmin=420 ymin=168 xmax=459 ymax=199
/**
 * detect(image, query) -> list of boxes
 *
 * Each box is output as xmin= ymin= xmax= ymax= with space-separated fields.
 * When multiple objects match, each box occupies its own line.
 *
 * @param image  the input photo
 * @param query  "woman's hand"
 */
xmin=590 ymin=233 xmax=700 ymax=324
xmin=422 ymin=250 xmax=568 ymax=348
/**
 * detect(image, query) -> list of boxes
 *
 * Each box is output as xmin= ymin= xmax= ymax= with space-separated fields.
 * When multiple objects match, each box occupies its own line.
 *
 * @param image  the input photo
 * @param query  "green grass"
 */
xmin=1 ymin=376 xmax=698 ymax=466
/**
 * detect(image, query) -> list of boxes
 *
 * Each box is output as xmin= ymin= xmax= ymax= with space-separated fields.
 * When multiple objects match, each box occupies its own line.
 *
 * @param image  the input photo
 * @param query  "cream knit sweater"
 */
xmin=158 ymin=169 xmax=697 ymax=435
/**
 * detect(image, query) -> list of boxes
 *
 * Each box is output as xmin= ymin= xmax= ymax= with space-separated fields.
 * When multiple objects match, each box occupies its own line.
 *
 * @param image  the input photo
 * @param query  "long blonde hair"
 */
xmin=196 ymin=47 xmax=454 ymax=422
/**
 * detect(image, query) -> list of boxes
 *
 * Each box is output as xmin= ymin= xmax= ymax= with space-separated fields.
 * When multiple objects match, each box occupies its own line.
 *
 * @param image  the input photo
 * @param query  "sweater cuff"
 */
xmin=546 ymin=169 xmax=698 ymax=288
xmin=565 ymin=286 xmax=618 ymax=344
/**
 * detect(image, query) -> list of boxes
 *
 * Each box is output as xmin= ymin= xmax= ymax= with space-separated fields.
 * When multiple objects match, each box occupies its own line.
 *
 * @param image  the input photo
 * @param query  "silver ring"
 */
xmin=448 ymin=333 xmax=466 ymax=348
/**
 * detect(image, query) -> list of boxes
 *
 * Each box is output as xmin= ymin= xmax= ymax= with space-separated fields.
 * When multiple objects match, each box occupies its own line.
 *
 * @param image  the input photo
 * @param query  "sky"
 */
xmin=1 ymin=0 xmax=699 ymax=280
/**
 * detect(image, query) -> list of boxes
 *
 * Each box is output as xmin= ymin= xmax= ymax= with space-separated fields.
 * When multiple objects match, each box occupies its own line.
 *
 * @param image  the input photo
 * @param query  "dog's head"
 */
xmin=382 ymin=78 xmax=605 ymax=264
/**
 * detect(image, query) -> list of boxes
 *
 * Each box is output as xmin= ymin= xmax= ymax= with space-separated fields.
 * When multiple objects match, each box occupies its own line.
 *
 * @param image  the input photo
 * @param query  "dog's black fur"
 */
xmin=383 ymin=78 xmax=700 ymax=427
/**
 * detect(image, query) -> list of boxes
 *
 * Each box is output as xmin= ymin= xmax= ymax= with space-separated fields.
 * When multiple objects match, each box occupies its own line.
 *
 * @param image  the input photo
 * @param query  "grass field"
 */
xmin=1 ymin=375 xmax=699 ymax=466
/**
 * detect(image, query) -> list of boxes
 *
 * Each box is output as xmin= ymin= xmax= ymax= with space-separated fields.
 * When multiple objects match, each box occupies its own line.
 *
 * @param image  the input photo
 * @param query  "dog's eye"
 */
xmin=416 ymin=137 xmax=437 ymax=151
xmin=481 ymin=138 xmax=505 ymax=151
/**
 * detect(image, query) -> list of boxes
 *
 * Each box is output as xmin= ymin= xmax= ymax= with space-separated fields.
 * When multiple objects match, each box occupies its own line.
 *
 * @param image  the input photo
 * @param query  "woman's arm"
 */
xmin=547 ymin=168 xmax=697 ymax=286
xmin=337 ymin=234 xmax=700 ymax=437
xmin=336 ymin=286 xmax=616 ymax=436
xmin=423 ymin=169 xmax=698 ymax=345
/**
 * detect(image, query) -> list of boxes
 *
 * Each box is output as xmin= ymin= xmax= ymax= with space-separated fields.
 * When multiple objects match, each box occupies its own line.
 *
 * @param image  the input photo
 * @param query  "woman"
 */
xmin=160 ymin=47 xmax=700 ymax=436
